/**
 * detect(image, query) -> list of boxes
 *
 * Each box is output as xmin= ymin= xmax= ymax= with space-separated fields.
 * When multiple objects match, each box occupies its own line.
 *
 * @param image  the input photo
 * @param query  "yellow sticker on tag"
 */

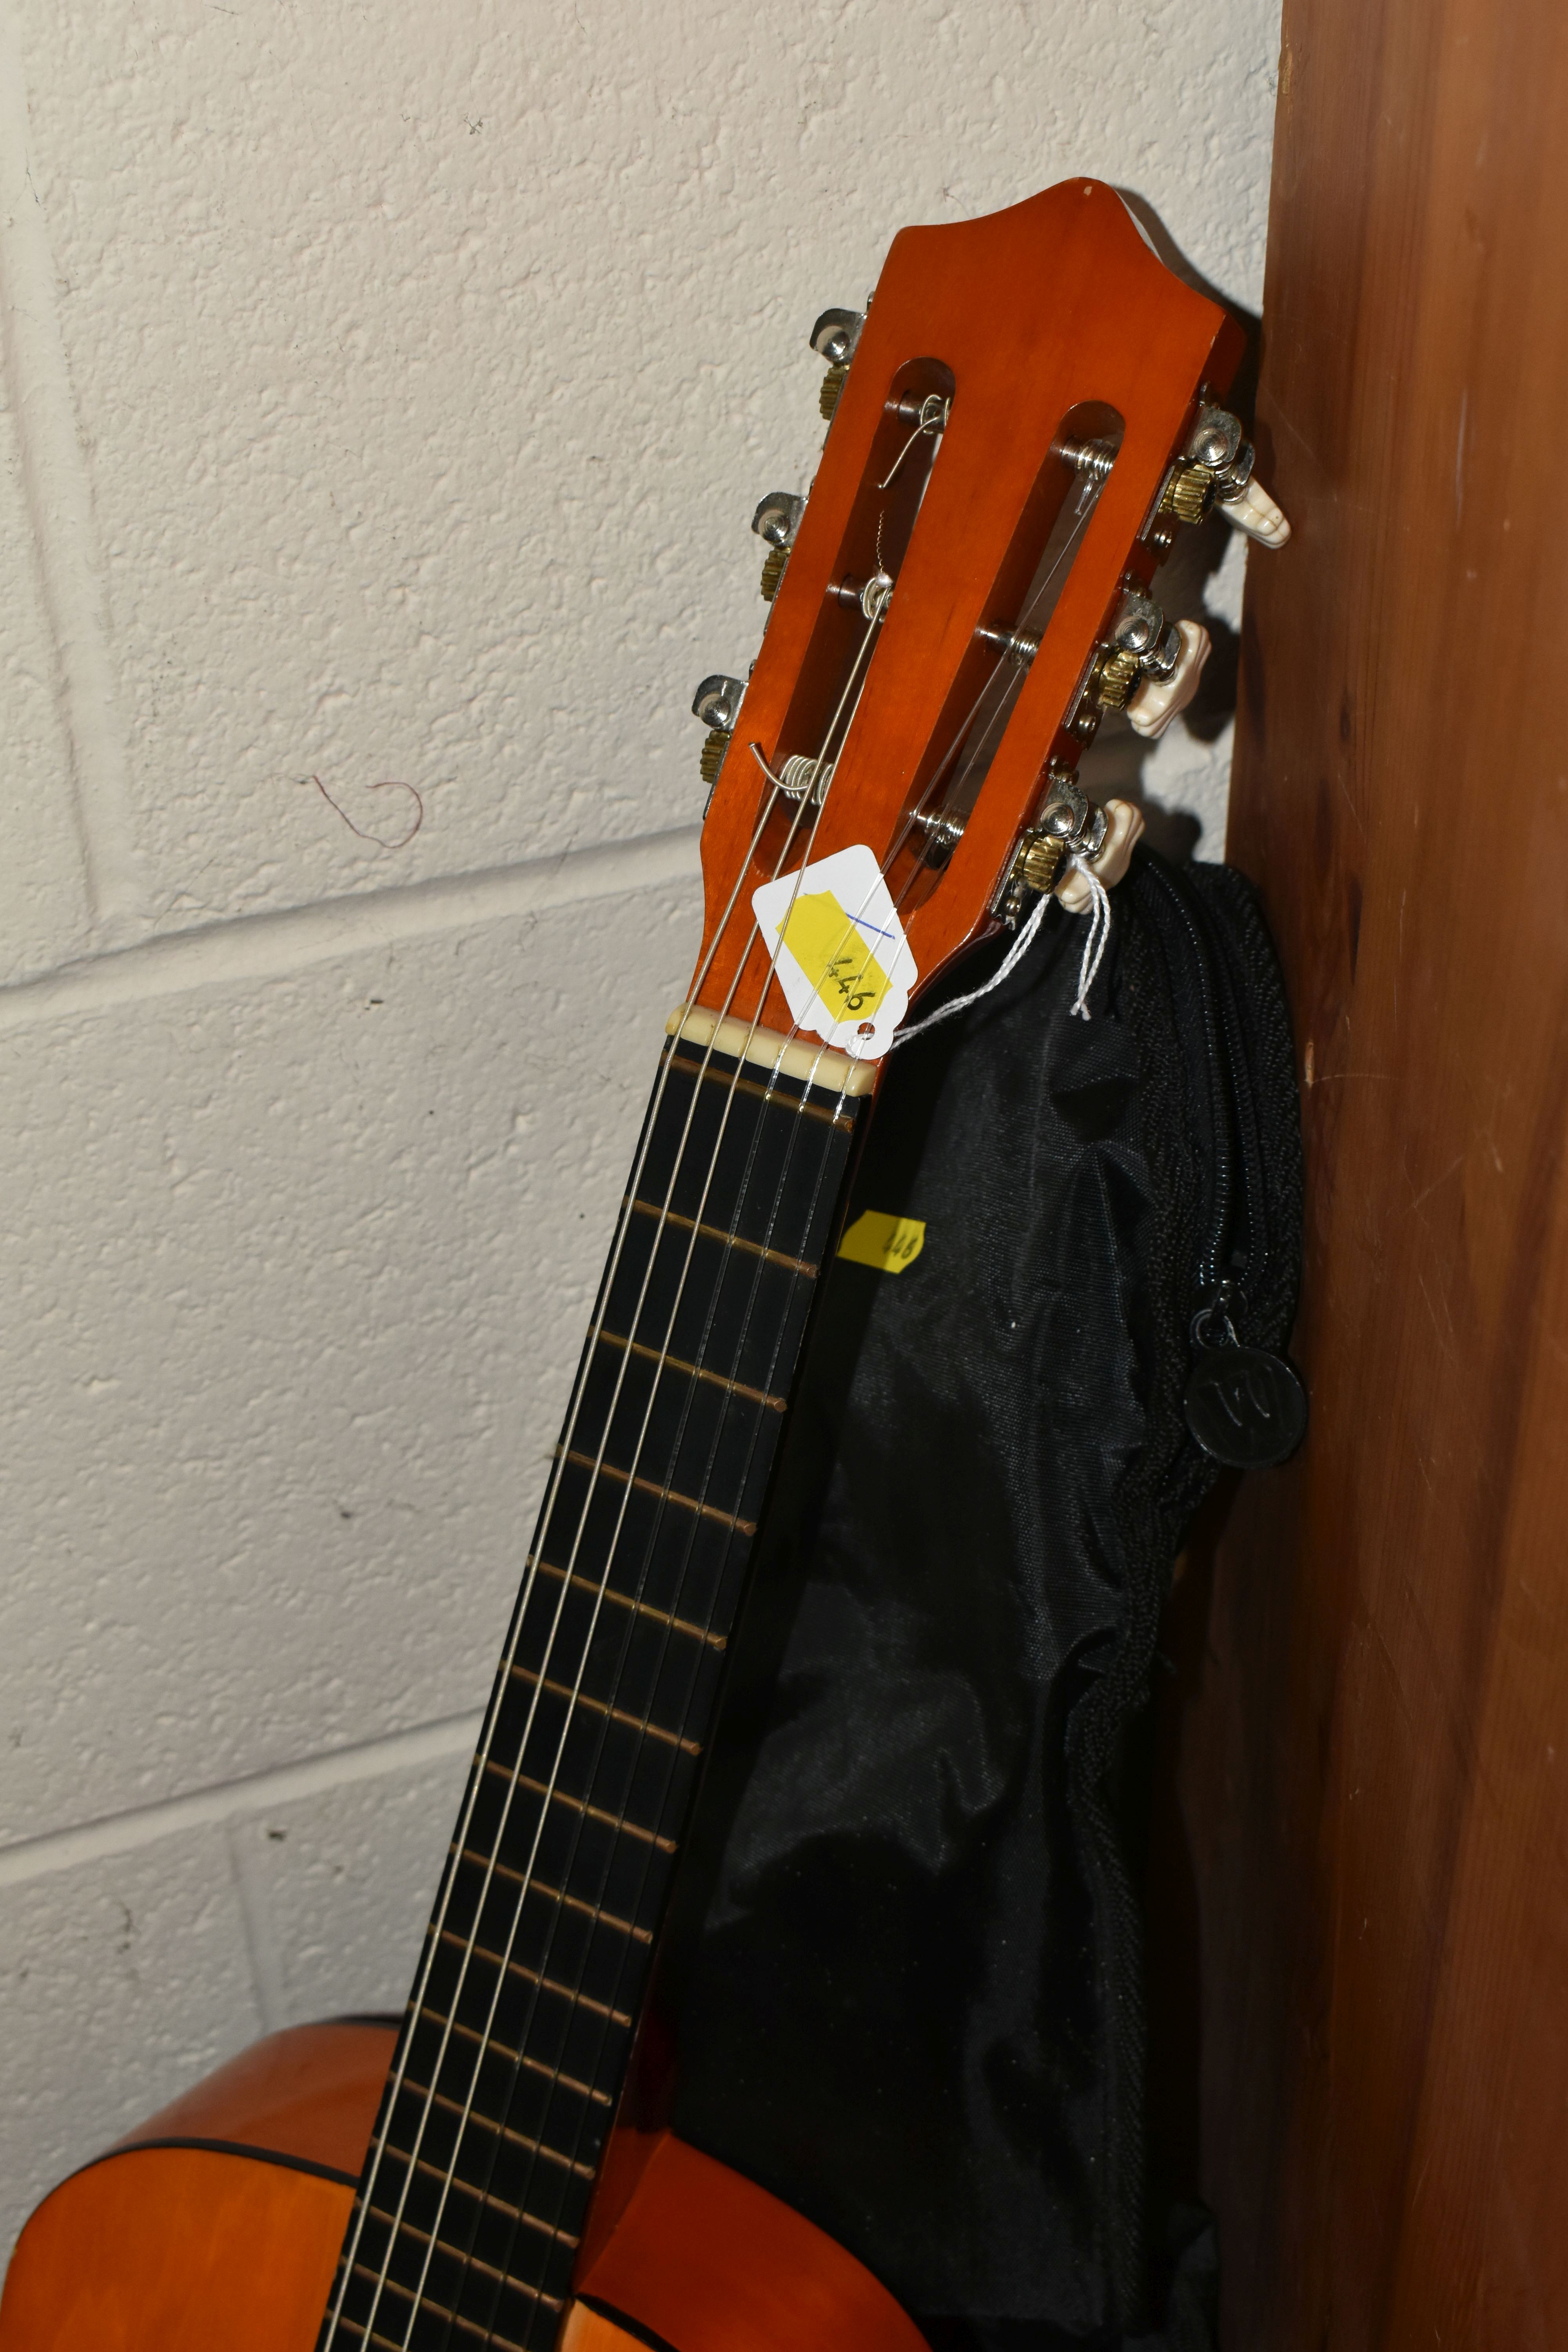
xmin=837 ymin=1210 xmax=926 ymax=1273
xmin=779 ymin=892 xmax=892 ymax=1024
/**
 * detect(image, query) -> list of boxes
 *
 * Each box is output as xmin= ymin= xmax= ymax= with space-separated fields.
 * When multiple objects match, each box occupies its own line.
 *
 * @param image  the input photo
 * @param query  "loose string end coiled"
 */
xmin=891 ymin=855 xmax=1113 ymax=1050
xmin=1068 ymin=857 xmax=1112 ymax=1019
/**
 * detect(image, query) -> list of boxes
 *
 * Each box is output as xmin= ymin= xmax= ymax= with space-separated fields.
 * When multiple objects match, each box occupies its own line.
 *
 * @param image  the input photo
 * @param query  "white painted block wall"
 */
xmin=0 ymin=0 xmax=1281 ymax=2269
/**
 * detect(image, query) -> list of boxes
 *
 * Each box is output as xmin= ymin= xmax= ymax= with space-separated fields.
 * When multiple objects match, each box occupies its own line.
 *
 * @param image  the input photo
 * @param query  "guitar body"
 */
xmin=0 ymin=2024 xmax=928 ymax=2352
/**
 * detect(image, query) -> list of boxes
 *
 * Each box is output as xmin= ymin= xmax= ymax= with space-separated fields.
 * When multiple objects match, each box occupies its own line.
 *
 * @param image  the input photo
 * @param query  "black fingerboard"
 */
xmin=319 ymin=1038 xmax=863 ymax=2352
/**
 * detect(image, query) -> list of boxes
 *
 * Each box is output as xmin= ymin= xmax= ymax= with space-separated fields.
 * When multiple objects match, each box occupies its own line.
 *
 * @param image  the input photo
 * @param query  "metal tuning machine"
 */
xmin=751 ymin=492 xmax=805 ymax=602
xmin=1000 ymin=769 xmax=1108 ymax=921
xmin=1080 ymin=588 xmax=1212 ymax=742
xmin=810 ymin=306 xmax=864 ymax=422
xmin=691 ymin=673 xmax=745 ymax=797
xmin=1158 ymin=403 xmax=1291 ymax=548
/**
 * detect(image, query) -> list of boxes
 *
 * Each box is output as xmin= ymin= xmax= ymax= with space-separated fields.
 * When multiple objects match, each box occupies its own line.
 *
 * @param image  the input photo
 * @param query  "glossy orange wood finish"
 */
xmin=113 ymin=2017 xmax=396 ymax=2176
xmin=0 ymin=2148 xmax=349 ymax=2352
xmin=0 ymin=2031 xmax=925 ymax=2352
xmin=560 ymin=2305 xmax=643 ymax=2352
xmin=0 ymin=2024 xmax=394 ymax=2352
xmin=694 ymin=178 xmax=1242 ymax=1029
xmin=573 ymin=2130 xmax=930 ymax=2352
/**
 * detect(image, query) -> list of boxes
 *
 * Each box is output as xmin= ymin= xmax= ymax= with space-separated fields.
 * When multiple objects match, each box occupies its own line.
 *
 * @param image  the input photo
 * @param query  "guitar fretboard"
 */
xmin=321 ymin=1036 xmax=862 ymax=2352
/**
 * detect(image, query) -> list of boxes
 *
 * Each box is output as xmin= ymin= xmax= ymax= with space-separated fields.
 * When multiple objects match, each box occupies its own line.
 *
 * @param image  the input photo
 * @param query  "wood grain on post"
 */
xmin=1170 ymin=0 xmax=1568 ymax=2343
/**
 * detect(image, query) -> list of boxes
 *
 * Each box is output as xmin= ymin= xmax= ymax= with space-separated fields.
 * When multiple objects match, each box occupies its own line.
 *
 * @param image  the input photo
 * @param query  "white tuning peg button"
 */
xmin=1127 ymin=619 xmax=1210 ymax=740
xmin=1055 ymin=797 xmax=1145 ymax=912
xmin=1218 ymin=475 xmax=1291 ymax=547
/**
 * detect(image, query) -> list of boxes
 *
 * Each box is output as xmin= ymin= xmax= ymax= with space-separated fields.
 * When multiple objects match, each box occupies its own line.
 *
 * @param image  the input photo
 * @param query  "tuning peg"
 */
xmin=1127 ymin=621 xmax=1210 ymax=738
xmin=751 ymin=491 xmax=805 ymax=601
xmin=1185 ymin=403 xmax=1245 ymax=471
xmin=1215 ymin=461 xmax=1291 ymax=547
xmin=691 ymin=673 xmax=744 ymax=791
xmin=1002 ymin=770 xmax=1107 ymax=913
xmin=811 ymin=307 xmax=864 ymax=421
xmin=1158 ymin=404 xmax=1292 ymax=546
xmin=1111 ymin=590 xmax=1181 ymax=671
xmin=1082 ymin=590 xmax=1183 ymax=722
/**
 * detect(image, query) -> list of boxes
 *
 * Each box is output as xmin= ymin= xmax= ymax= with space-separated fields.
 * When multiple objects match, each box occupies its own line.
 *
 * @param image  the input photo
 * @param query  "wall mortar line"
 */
xmin=0 ymin=1710 xmax=484 ymax=1889
xmin=0 ymin=3 xmax=143 ymax=940
xmin=0 ymin=822 xmax=704 ymax=1033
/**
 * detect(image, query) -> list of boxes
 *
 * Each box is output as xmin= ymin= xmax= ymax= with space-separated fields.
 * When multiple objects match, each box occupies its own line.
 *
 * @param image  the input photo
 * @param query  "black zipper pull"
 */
xmin=1184 ymin=1280 xmax=1307 ymax=1469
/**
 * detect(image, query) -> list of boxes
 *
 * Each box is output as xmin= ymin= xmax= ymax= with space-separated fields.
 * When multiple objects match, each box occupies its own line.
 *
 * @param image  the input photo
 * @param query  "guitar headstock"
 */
xmin=679 ymin=180 xmax=1279 ymax=1083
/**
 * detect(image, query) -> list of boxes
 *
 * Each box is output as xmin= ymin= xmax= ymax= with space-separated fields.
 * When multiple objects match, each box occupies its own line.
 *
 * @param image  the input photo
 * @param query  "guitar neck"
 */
xmin=321 ymin=1019 xmax=871 ymax=2351
xmin=313 ymin=174 xmax=1271 ymax=2352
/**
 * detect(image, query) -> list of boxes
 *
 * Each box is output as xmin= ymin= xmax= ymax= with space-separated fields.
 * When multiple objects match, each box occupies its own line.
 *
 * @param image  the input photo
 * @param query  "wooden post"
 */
xmin=1171 ymin=0 xmax=1568 ymax=2340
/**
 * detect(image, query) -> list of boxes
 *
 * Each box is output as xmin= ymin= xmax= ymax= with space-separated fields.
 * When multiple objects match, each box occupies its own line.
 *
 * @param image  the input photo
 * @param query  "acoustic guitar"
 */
xmin=0 ymin=179 xmax=1286 ymax=2352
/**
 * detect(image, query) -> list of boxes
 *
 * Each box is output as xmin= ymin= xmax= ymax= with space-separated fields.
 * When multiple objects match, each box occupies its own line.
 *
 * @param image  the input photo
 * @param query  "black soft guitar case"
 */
xmin=661 ymin=847 xmax=1303 ymax=2352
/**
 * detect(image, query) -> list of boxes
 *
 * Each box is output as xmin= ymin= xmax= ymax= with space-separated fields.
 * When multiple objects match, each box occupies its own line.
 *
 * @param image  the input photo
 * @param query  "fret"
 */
xmin=349 ymin=2269 xmax=552 ymax=2338
xmin=599 ymin=1202 xmax=820 ymax=1399
xmin=332 ymin=2289 xmax=548 ymax=2352
xmin=507 ymin=1659 xmax=703 ymax=1755
xmin=626 ymin=1193 xmax=818 ymax=1278
xmin=417 ymin=1940 xmax=621 ymax=2095
xmin=323 ymin=1041 xmax=862 ymax=2352
xmin=594 ymin=1325 xmax=788 ymax=1412
xmin=557 ymin=1445 xmax=757 ymax=1536
xmin=458 ymin=1769 xmax=686 ymax=1951
xmin=364 ymin=2220 xmax=566 ymax=2296
xmin=535 ymin=1452 xmax=749 ymax=1629
xmin=329 ymin=2320 xmax=424 ymax=2351
xmin=381 ymin=2128 xmax=595 ymax=2185
xmin=498 ymin=1569 xmax=722 ymax=1763
xmin=435 ymin=1925 xmax=634 ymax=2025
xmin=468 ymin=1689 xmax=697 ymax=1904
xmin=368 ymin=2185 xmax=578 ymax=2254
xmin=525 ymin=1554 xmax=727 ymax=1650
xmin=666 ymin=1048 xmax=854 ymax=1132
xmin=371 ymin=2154 xmax=573 ymax=2220
xmin=563 ymin=1340 xmax=782 ymax=1546
xmin=401 ymin=2069 xmax=607 ymax=2125
xmin=351 ymin=2260 xmax=558 ymax=2308
xmin=411 ymin=2017 xmax=611 ymax=2109
xmin=636 ymin=1044 xmax=849 ymax=1260
xmin=453 ymin=1848 xmax=653 ymax=1941
xmin=480 ymin=1756 xmax=677 ymax=1851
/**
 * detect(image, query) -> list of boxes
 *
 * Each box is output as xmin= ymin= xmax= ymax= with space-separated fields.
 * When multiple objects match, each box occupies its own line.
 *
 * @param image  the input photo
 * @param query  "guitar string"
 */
xmin=466 ymin=1087 xmax=850 ymax=2350
xmin=330 ymin=546 xmax=889 ymax=2341
xmin=447 ymin=466 xmax=1112 ymax=2337
xmin=415 ymin=900 xmax=857 ymax=2344
xmin=452 ymin=702 xmax=895 ymax=2337
xmin=322 ymin=775 xmax=795 ymax=2351
xmin=345 ymin=539 xmax=1091 ymax=2352
xmin=417 ymin=534 xmax=922 ymax=2345
xmin=456 ymin=456 xmax=1127 ymax=2339
xmin=353 ymin=425 xmax=1109 ymax=2343
xmin=385 ymin=447 xmax=1108 ymax=2343
xmin=848 ymin=463 xmax=1109 ymax=943
xmin=409 ymin=606 xmax=896 ymax=2348
xmin=345 ymin=780 xmax=835 ymax=2352
xmin=445 ymin=680 xmax=893 ymax=2339
xmin=409 ymin=720 xmax=881 ymax=2349
xmin=361 ymin=557 xmax=896 ymax=2352
xmin=444 ymin=462 xmax=1123 ymax=2332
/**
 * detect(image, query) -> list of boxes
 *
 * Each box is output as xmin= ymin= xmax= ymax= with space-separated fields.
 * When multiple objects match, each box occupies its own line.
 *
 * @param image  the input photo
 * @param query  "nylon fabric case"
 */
xmin=660 ymin=848 xmax=1303 ymax=2352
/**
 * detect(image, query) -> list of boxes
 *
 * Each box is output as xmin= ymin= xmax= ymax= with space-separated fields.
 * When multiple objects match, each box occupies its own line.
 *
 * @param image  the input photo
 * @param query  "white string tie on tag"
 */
xmin=891 ymin=856 xmax=1112 ymax=1049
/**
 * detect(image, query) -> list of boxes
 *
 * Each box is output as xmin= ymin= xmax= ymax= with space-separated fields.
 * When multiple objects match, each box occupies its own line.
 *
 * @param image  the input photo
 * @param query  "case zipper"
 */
xmin=1139 ymin=855 xmax=1305 ymax=1468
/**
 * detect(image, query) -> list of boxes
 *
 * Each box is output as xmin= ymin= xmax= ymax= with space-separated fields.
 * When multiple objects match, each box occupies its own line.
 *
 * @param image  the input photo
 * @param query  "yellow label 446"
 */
xmin=837 ymin=1210 xmax=926 ymax=1273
